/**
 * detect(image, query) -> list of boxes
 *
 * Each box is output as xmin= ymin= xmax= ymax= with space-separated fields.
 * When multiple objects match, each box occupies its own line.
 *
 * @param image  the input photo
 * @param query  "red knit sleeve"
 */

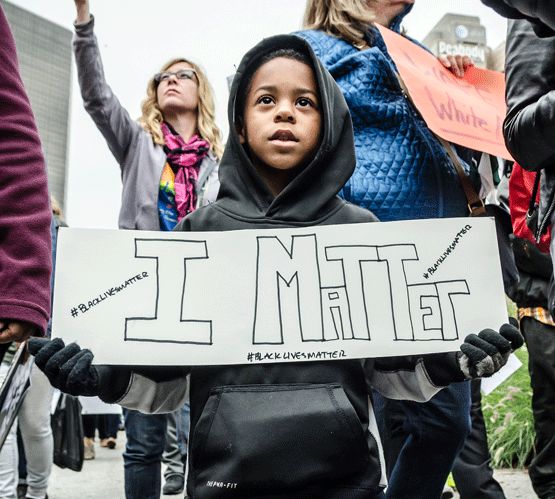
xmin=0 ymin=5 xmax=52 ymax=335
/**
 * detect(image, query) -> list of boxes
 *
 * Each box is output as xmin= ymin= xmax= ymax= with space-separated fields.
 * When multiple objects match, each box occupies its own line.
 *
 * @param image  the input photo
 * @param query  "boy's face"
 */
xmin=237 ymin=57 xmax=323 ymax=194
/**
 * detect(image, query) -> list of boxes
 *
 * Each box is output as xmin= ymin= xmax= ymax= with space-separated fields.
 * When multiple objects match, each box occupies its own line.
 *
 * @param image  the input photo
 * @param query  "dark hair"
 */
xmin=235 ymin=48 xmax=315 ymax=123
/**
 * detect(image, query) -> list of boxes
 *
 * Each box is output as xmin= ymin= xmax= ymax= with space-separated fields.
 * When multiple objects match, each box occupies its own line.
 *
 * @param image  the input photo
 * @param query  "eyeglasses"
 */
xmin=154 ymin=69 xmax=198 ymax=83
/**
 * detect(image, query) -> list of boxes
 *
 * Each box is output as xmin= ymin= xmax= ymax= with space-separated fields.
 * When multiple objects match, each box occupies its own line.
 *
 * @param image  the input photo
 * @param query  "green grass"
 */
xmin=481 ymin=297 xmax=535 ymax=469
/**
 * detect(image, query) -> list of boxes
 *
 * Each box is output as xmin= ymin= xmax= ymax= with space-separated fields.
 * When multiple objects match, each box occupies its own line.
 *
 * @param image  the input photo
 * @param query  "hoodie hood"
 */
xmin=215 ymin=34 xmax=357 ymax=224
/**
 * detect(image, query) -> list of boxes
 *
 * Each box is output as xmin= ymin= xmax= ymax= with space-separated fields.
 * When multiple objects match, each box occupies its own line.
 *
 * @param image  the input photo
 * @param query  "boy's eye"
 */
xmin=297 ymin=98 xmax=313 ymax=108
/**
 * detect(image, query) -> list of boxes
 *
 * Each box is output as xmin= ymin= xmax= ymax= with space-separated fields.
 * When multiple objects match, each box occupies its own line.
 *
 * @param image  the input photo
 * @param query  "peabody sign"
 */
xmin=438 ymin=41 xmax=486 ymax=64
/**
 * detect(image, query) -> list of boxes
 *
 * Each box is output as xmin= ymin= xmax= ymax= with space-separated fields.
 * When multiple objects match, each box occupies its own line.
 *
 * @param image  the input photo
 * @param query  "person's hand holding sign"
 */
xmin=438 ymin=54 xmax=474 ymax=78
xmin=28 ymin=323 xmax=523 ymax=400
xmin=28 ymin=337 xmax=189 ymax=401
xmin=30 ymin=337 xmax=99 ymax=396
xmin=0 ymin=320 xmax=36 ymax=343
xmin=457 ymin=322 xmax=523 ymax=379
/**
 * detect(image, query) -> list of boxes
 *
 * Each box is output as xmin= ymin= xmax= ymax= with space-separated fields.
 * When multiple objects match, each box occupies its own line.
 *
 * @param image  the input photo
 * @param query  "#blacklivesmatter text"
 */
xmin=424 ymin=225 xmax=471 ymax=279
xmin=247 ymin=350 xmax=347 ymax=362
xmin=71 ymin=272 xmax=149 ymax=317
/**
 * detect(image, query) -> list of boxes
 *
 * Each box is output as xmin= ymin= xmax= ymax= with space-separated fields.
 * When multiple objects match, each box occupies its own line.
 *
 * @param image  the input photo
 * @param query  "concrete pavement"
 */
xmin=491 ymin=468 xmax=537 ymax=499
xmin=46 ymin=432 xmax=537 ymax=499
xmin=449 ymin=469 xmax=536 ymax=499
xmin=47 ymin=432 xmax=181 ymax=499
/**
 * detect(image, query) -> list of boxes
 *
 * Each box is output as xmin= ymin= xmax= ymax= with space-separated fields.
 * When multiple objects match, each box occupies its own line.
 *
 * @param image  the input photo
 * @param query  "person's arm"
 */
xmin=74 ymin=0 xmax=90 ymax=23
xmin=110 ymin=369 xmax=190 ymax=413
xmin=481 ymin=0 xmax=555 ymax=35
xmin=368 ymin=323 xmax=523 ymax=402
xmin=481 ymin=0 xmax=529 ymax=20
xmin=504 ymin=19 xmax=555 ymax=171
xmin=28 ymin=338 xmax=190 ymax=413
xmin=72 ymin=0 xmax=142 ymax=165
xmin=0 ymin=6 xmax=52 ymax=342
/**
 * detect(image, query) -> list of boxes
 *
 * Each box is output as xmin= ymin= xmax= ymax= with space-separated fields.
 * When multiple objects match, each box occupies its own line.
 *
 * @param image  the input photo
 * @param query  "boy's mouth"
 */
xmin=271 ymin=130 xmax=298 ymax=142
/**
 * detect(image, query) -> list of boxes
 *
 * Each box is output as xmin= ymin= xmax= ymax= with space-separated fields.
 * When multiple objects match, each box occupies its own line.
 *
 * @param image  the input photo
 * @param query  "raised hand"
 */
xmin=28 ymin=337 xmax=99 ymax=396
xmin=458 ymin=323 xmax=524 ymax=379
xmin=74 ymin=0 xmax=90 ymax=24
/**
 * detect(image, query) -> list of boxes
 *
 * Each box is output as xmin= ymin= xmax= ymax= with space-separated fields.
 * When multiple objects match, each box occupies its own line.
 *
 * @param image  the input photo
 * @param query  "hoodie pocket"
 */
xmin=192 ymin=383 xmax=370 ymax=497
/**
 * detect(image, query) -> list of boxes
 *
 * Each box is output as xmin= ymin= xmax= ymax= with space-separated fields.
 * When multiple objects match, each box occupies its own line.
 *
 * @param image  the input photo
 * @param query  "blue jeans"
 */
xmin=122 ymin=409 xmax=167 ymax=499
xmin=102 ymin=413 xmax=121 ymax=439
xmin=451 ymin=379 xmax=506 ymax=499
xmin=176 ymin=399 xmax=190 ymax=457
xmin=374 ymin=381 xmax=471 ymax=499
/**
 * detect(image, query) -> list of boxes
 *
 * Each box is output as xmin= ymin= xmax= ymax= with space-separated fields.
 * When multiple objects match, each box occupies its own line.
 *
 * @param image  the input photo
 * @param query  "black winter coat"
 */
xmin=504 ymin=19 xmax=555 ymax=241
xmin=481 ymin=0 xmax=555 ymax=35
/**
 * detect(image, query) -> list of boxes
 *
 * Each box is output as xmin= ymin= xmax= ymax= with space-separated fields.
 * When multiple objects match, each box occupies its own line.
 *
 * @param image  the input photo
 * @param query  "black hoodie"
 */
xmin=110 ymin=35 xmax=461 ymax=499
xmin=181 ymin=34 xmax=377 ymax=230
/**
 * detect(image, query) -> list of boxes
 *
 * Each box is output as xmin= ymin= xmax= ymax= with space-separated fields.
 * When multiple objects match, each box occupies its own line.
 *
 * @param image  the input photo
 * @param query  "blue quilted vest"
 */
xmin=294 ymin=24 xmax=476 ymax=222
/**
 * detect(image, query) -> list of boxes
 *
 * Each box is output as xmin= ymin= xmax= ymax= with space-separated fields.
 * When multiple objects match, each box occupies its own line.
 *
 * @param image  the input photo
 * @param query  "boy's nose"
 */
xmin=275 ymin=105 xmax=295 ymax=123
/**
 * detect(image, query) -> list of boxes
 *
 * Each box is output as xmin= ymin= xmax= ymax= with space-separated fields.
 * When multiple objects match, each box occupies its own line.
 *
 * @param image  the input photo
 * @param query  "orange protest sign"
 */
xmin=376 ymin=25 xmax=512 ymax=160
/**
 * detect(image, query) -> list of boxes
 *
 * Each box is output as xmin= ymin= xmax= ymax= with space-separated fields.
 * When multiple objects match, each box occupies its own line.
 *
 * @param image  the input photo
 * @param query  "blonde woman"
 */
xmin=74 ymin=0 xmax=222 ymax=232
xmin=73 ymin=1 xmax=221 ymax=497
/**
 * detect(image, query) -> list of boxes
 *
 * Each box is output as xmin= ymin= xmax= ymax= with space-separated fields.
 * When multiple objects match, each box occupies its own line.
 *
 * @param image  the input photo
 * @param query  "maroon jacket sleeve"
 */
xmin=0 ymin=5 xmax=52 ymax=335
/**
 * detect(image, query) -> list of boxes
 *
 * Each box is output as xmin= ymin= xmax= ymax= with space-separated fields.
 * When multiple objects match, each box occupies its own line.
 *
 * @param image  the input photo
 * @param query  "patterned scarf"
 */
xmin=160 ymin=122 xmax=209 ymax=222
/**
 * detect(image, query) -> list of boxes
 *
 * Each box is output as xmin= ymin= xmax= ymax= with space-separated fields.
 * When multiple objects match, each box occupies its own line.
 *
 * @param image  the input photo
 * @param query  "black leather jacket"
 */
xmin=506 ymin=235 xmax=553 ymax=308
xmin=481 ymin=0 xmax=555 ymax=35
xmin=504 ymin=18 xmax=555 ymax=241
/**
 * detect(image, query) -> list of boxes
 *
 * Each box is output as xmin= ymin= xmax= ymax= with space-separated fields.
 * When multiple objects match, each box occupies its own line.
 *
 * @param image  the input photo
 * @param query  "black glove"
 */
xmin=28 ymin=337 xmax=99 ymax=396
xmin=457 ymin=322 xmax=524 ymax=379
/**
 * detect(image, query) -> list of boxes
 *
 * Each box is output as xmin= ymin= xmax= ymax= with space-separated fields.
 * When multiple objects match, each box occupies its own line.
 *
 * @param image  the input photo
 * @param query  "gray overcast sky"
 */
xmin=9 ymin=0 xmax=507 ymax=229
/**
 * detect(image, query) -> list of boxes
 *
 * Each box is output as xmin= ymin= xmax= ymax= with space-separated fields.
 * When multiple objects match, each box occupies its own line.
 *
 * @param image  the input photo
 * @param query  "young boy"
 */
xmin=29 ymin=35 xmax=522 ymax=499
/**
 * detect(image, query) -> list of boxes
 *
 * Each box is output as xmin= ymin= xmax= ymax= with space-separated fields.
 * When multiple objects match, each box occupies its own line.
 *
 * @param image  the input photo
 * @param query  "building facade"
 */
xmin=1 ymin=0 xmax=72 ymax=212
xmin=487 ymin=40 xmax=505 ymax=72
xmin=421 ymin=13 xmax=489 ymax=69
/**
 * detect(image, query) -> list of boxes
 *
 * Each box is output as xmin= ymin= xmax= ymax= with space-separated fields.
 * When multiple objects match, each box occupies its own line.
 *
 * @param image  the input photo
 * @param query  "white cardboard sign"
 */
xmin=480 ymin=353 xmax=523 ymax=396
xmin=52 ymin=218 xmax=508 ymax=366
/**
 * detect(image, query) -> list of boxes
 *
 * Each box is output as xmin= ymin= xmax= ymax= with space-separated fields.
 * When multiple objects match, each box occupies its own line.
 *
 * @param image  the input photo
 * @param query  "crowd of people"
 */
xmin=0 ymin=0 xmax=553 ymax=498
